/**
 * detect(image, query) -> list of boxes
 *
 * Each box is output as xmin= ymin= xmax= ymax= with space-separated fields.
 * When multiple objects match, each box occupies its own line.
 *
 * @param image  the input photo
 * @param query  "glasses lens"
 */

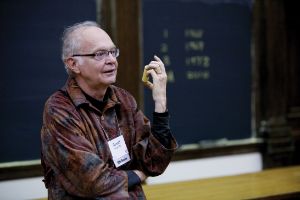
xmin=94 ymin=48 xmax=119 ymax=60
xmin=95 ymin=51 xmax=106 ymax=60
xmin=112 ymin=49 xmax=119 ymax=57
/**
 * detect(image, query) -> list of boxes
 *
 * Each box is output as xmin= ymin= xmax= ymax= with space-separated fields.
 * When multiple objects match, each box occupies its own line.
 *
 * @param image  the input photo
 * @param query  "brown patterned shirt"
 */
xmin=41 ymin=78 xmax=177 ymax=199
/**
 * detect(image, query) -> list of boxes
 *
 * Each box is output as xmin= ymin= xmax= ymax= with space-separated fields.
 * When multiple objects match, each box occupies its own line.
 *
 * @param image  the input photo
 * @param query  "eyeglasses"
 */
xmin=72 ymin=48 xmax=120 ymax=61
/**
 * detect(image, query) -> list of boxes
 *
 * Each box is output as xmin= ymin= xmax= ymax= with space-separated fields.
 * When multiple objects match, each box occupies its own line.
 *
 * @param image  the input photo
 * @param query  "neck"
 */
xmin=75 ymin=77 xmax=108 ymax=100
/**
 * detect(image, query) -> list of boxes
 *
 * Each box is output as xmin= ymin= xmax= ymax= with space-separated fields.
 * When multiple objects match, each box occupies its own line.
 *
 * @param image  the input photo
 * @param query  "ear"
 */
xmin=65 ymin=57 xmax=80 ymax=74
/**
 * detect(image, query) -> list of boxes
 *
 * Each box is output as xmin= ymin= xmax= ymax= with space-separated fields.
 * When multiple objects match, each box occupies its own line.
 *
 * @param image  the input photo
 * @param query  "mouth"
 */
xmin=103 ymin=68 xmax=116 ymax=75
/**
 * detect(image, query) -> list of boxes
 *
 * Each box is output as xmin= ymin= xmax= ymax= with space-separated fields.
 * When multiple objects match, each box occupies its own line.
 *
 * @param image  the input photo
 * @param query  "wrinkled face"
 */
xmin=69 ymin=27 xmax=118 ymax=90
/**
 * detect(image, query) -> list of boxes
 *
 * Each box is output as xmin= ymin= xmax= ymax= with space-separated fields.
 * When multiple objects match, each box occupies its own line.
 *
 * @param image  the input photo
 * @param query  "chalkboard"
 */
xmin=142 ymin=0 xmax=252 ymax=145
xmin=0 ymin=0 xmax=97 ymax=162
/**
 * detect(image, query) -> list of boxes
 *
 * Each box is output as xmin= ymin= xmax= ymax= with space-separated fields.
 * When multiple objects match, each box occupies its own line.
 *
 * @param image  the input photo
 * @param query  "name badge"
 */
xmin=107 ymin=135 xmax=130 ymax=167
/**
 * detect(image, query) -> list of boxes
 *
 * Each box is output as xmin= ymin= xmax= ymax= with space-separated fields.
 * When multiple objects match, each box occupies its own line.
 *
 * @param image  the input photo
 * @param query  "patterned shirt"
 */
xmin=41 ymin=78 xmax=177 ymax=199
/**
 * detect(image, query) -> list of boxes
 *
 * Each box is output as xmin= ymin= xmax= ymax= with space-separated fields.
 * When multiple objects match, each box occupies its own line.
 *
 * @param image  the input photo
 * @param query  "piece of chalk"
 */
xmin=142 ymin=68 xmax=149 ymax=83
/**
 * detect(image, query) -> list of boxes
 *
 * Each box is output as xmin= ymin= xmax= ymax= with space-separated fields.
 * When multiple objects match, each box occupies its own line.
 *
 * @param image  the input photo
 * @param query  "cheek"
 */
xmin=75 ymin=57 xmax=84 ymax=66
xmin=84 ymin=61 xmax=104 ymax=74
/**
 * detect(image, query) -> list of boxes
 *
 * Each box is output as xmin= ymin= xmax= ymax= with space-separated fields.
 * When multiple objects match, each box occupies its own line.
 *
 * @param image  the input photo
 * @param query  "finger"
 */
xmin=143 ymin=65 xmax=159 ymax=81
xmin=146 ymin=64 xmax=162 ymax=74
xmin=154 ymin=55 xmax=162 ymax=63
xmin=147 ymin=68 xmax=158 ymax=80
xmin=144 ymin=80 xmax=153 ymax=90
xmin=154 ymin=55 xmax=166 ymax=73
xmin=142 ymin=68 xmax=155 ymax=89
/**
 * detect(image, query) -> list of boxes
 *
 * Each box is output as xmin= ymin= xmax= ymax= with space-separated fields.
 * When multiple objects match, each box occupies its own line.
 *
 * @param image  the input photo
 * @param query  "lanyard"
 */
xmin=96 ymin=109 xmax=122 ymax=141
xmin=96 ymin=110 xmax=130 ymax=167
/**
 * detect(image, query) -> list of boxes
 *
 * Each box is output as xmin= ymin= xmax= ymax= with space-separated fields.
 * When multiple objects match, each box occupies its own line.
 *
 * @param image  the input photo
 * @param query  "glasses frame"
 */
xmin=72 ymin=48 xmax=119 ymax=61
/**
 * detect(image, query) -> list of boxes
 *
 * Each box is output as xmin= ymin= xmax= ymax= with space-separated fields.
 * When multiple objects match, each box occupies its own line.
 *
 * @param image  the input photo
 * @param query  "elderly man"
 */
xmin=41 ymin=21 xmax=177 ymax=199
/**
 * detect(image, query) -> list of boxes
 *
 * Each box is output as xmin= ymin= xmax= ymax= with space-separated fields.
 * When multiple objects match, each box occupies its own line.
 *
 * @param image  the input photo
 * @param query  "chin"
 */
xmin=101 ymin=71 xmax=117 ymax=85
xmin=107 ymin=77 xmax=117 ymax=85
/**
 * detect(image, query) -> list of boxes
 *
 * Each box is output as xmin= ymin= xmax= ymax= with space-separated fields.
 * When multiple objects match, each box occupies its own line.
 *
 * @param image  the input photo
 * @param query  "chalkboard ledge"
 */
xmin=173 ymin=138 xmax=264 ymax=161
xmin=0 ymin=159 xmax=42 ymax=181
xmin=0 ymin=138 xmax=263 ymax=181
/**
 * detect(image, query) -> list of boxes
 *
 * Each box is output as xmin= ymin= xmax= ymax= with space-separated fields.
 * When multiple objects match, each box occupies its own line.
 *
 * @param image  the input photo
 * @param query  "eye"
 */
xmin=110 ymin=50 xmax=116 ymax=56
xmin=95 ymin=51 xmax=107 ymax=57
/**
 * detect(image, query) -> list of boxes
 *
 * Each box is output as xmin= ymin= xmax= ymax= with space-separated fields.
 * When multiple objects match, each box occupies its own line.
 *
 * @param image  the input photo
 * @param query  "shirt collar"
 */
xmin=62 ymin=77 xmax=120 ymax=111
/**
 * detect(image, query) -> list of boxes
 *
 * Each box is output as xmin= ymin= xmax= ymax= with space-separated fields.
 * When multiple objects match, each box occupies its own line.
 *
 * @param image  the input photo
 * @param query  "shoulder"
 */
xmin=44 ymin=90 xmax=76 ymax=116
xmin=45 ymin=90 xmax=71 ymax=107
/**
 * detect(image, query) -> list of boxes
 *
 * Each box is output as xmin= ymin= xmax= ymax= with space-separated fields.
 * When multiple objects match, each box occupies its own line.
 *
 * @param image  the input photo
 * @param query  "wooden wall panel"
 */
xmin=100 ymin=0 xmax=143 ymax=105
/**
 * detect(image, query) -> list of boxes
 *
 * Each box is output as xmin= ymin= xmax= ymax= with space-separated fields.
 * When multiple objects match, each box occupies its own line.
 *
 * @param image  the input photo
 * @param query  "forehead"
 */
xmin=77 ymin=27 xmax=115 ymax=50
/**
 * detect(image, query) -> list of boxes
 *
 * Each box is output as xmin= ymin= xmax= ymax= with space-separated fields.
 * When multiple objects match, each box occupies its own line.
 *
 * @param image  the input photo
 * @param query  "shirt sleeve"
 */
xmin=151 ymin=111 xmax=173 ymax=149
xmin=126 ymin=171 xmax=141 ymax=189
xmin=131 ymin=109 xmax=178 ymax=177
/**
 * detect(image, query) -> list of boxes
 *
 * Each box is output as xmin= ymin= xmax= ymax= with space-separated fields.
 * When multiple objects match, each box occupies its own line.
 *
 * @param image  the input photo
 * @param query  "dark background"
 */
xmin=0 ymin=0 xmax=97 ymax=162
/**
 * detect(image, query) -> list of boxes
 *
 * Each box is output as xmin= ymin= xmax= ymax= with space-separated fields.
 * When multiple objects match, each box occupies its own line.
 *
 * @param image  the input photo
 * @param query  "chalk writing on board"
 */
xmin=143 ymin=0 xmax=252 ymax=145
